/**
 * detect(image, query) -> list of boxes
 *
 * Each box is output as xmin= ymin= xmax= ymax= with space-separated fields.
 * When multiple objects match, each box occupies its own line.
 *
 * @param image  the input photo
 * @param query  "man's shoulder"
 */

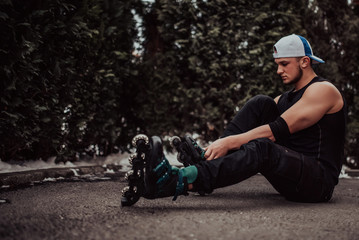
xmin=310 ymin=76 xmax=339 ymax=90
xmin=307 ymin=80 xmax=340 ymax=95
xmin=304 ymin=79 xmax=344 ymax=113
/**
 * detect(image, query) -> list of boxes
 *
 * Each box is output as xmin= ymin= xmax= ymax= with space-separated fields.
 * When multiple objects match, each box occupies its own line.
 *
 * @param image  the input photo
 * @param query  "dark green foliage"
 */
xmin=139 ymin=0 xmax=359 ymax=162
xmin=139 ymin=0 xmax=307 ymax=140
xmin=0 ymin=0 xmax=358 ymax=164
xmin=304 ymin=0 xmax=359 ymax=161
xmin=0 ymin=0 xmax=141 ymax=161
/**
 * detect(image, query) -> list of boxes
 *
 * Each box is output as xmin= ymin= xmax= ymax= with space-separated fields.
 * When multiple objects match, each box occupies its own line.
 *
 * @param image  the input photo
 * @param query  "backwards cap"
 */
xmin=273 ymin=34 xmax=325 ymax=64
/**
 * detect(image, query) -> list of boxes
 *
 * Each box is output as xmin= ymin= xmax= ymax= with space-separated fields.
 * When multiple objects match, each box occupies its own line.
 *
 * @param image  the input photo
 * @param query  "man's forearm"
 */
xmin=204 ymin=124 xmax=275 ymax=160
xmin=226 ymin=125 xmax=275 ymax=150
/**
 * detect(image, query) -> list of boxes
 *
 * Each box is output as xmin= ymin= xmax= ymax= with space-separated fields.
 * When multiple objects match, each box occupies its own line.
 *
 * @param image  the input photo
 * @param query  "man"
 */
xmin=124 ymin=34 xmax=346 ymax=205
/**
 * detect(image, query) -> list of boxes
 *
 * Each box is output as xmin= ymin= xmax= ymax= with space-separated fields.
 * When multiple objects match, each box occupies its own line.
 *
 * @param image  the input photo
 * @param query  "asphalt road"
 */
xmin=0 ymin=175 xmax=358 ymax=240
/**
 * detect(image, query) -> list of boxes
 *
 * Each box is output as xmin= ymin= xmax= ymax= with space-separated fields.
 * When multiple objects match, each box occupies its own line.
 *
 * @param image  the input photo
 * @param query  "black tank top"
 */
xmin=277 ymin=77 xmax=346 ymax=186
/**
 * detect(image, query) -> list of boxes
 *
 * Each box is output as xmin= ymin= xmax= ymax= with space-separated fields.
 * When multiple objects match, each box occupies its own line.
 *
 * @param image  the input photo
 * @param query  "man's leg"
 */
xmin=193 ymin=138 xmax=333 ymax=202
xmin=222 ymin=95 xmax=280 ymax=137
xmin=136 ymin=95 xmax=280 ymax=202
xmin=140 ymin=137 xmax=332 ymax=203
xmin=138 ymin=95 xmax=332 ymax=203
xmin=262 ymin=144 xmax=334 ymax=202
xmin=170 ymin=95 xmax=279 ymax=167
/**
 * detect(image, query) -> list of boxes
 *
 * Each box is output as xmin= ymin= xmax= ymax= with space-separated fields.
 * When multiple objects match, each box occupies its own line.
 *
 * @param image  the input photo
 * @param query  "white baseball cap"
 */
xmin=273 ymin=34 xmax=325 ymax=64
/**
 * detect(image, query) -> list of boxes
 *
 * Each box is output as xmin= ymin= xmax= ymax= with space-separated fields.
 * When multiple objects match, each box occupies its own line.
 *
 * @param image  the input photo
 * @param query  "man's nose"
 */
xmin=277 ymin=66 xmax=283 ymax=75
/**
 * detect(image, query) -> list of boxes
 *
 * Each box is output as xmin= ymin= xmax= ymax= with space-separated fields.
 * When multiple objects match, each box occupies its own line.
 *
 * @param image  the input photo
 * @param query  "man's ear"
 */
xmin=300 ymin=56 xmax=311 ymax=68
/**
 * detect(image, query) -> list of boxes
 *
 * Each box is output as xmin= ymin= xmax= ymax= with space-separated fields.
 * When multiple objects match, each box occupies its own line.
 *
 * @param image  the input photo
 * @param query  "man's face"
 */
xmin=274 ymin=57 xmax=303 ymax=85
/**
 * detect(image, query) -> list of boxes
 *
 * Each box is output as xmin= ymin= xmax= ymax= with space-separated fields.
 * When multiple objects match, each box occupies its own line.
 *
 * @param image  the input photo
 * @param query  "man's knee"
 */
xmin=248 ymin=138 xmax=280 ymax=164
xmin=223 ymin=95 xmax=279 ymax=137
xmin=246 ymin=95 xmax=279 ymax=124
xmin=248 ymin=95 xmax=276 ymax=107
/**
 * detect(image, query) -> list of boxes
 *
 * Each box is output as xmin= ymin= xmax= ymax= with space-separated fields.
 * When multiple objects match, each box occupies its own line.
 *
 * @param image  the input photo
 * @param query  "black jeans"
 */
xmin=194 ymin=95 xmax=334 ymax=202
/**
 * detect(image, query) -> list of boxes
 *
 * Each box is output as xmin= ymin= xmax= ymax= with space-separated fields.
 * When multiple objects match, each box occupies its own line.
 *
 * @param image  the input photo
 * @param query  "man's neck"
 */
xmin=294 ymin=71 xmax=317 ymax=91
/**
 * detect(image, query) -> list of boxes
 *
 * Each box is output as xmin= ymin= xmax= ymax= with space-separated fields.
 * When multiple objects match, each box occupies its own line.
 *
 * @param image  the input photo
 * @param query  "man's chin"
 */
xmin=283 ymin=78 xmax=299 ymax=86
xmin=282 ymin=79 xmax=291 ymax=85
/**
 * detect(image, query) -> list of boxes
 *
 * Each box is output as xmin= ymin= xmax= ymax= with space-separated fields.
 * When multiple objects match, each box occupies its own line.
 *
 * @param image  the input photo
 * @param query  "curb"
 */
xmin=0 ymin=165 xmax=125 ymax=190
xmin=1 ymin=165 xmax=358 ymax=190
xmin=345 ymin=168 xmax=359 ymax=177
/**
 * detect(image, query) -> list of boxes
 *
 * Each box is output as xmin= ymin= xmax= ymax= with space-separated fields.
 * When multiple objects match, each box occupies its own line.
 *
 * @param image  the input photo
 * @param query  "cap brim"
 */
xmin=309 ymin=55 xmax=325 ymax=64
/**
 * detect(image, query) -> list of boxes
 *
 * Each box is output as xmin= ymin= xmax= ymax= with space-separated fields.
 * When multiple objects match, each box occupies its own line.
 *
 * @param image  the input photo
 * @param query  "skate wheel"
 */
xmin=170 ymin=136 xmax=181 ymax=148
xmin=121 ymin=186 xmax=140 ymax=207
xmin=128 ymin=153 xmax=146 ymax=165
xmin=121 ymin=186 xmax=130 ymax=196
xmin=124 ymin=170 xmax=134 ymax=181
xmin=128 ymin=153 xmax=137 ymax=165
xmin=124 ymin=170 xmax=141 ymax=181
xmin=121 ymin=186 xmax=137 ymax=197
xmin=132 ymin=134 xmax=149 ymax=148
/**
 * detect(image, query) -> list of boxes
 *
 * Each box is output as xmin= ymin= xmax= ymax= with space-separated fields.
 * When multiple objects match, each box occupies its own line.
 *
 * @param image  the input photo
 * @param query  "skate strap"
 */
xmin=154 ymin=159 xmax=170 ymax=176
xmin=153 ymin=159 xmax=187 ymax=201
xmin=172 ymin=169 xmax=185 ymax=201
xmin=193 ymin=142 xmax=205 ymax=158
xmin=154 ymin=158 xmax=172 ymax=188
xmin=188 ymin=137 xmax=206 ymax=160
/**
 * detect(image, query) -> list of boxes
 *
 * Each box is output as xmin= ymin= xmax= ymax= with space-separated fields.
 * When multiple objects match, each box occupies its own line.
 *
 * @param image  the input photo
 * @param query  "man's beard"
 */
xmin=286 ymin=66 xmax=303 ymax=85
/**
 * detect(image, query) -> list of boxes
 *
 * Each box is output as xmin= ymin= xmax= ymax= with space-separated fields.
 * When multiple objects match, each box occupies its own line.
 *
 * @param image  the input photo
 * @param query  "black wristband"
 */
xmin=269 ymin=117 xmax=291 ymax=142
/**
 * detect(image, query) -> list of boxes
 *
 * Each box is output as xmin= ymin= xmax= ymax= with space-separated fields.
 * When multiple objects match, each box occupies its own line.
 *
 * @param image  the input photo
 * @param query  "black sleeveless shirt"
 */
xmin=277 ymin=77 xmax=346 ymax=186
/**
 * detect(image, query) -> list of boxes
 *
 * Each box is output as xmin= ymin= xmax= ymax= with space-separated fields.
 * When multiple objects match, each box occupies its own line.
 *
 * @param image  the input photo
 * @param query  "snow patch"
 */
xmin=43 ymin=177 xmax=65 ymax=182
xmin=70 ymin=169 xmax=80 ymax=176
xmin=0 ymin=153 xmax=130 ymax=174
xmin=339 ymin=165 xmax=359 ymax=179
xmin=0 ymin=199 xmax=9 ymax=204
xmin=0 ymin=150 xmax=181 ymax=174
xmin=105 ymin=169 xmax=115 ymax=174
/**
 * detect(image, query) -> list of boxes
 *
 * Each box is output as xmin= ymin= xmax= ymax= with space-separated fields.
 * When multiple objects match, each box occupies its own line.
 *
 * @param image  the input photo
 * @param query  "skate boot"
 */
xmin=170 ymin=135 xmax=206 ymax=167
xmin=143 ymin=138 xmax=190 ymax=201
xmin=170 ymin=135 xmax=209 ymax=196
xmin=121 ymin=134 xmax=150 ymax=207
xmin=121 ymin=134 xmax=191 ymax=206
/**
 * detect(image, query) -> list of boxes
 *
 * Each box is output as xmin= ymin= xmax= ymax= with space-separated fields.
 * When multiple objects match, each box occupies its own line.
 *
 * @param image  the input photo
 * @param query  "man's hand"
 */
xmin=203 ymin=124 xmax=276 ymax=161
xmin=204 ymin=138 xmax=230 ymax=161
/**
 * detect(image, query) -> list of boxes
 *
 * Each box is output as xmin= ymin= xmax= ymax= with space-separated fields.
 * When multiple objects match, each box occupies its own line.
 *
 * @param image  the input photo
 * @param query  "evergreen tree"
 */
xmin=305 ymin=0 xmax=359 ymax=163
xmin=140 ymin=0 xmax=308 ymax=140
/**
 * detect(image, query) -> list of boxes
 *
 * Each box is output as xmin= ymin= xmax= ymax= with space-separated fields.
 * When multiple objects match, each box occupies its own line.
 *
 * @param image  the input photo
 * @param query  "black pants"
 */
xmin=194 ymin=95 xmax=334 ymax=202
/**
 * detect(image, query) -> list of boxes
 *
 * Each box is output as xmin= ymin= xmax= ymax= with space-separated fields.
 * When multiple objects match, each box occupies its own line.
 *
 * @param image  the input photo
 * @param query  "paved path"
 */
xmin=1 ymin=175 xmax=358 ymax=240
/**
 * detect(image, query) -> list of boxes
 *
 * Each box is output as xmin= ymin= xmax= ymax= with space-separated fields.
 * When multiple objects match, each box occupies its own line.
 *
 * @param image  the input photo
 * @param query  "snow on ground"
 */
xmin=0 ymin=151 xmax=181 ymax=174
xmin=0 ymin=150 xmax=356 ymax=179
xmin=339 ymin=165 xmax=359 ymax=179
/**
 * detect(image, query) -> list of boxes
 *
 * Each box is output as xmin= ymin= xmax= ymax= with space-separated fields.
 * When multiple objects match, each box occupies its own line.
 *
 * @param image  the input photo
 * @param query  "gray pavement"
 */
xmin=0 ymin=172 xmax=358 ymax=240
xmin=0 ymin=165 xmax=124 ymax=189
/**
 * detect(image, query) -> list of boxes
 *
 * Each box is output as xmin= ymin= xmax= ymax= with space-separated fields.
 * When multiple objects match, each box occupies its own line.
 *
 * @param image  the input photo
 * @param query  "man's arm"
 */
xmin=281 ymin=82 xmax=343 ymax=133
xmin=204 ymin=82 xmax=343 ymax=160
xmin=204 ymin=125 xmax=274 ymax=160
